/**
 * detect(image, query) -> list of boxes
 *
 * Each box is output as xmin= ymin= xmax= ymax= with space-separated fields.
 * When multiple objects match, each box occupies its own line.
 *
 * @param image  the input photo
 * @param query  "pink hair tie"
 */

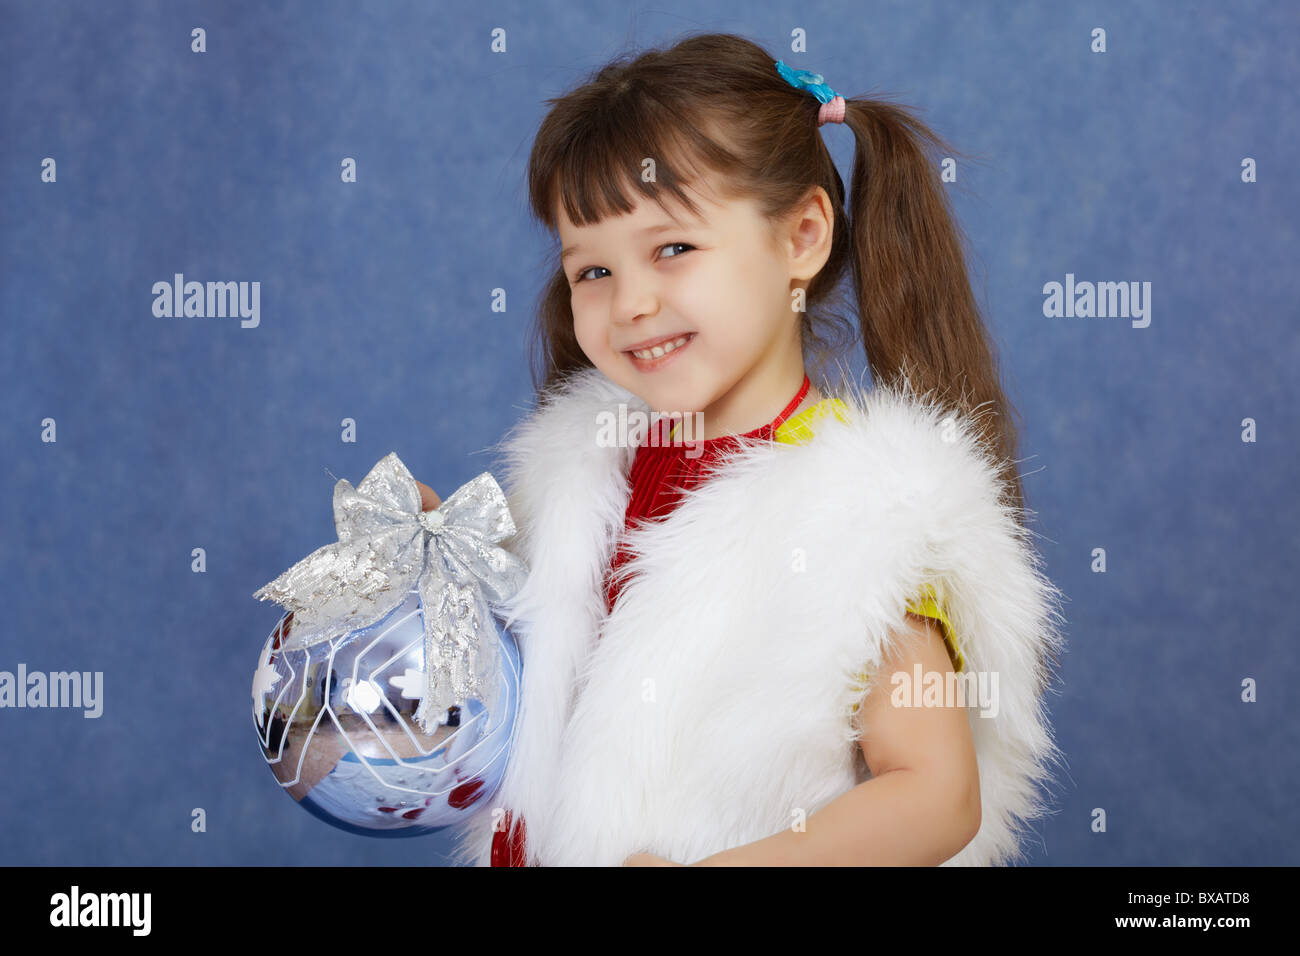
xmin=817 ymin=95 xmax=846 ymax=126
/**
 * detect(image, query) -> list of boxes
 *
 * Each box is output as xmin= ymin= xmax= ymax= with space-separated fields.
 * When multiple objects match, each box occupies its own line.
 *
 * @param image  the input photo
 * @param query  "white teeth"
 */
xmin=631 ymin=335 xmax=691 ymax=360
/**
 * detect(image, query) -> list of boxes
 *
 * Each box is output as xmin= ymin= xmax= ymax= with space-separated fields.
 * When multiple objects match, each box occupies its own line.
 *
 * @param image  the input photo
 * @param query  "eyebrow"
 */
xmin=560 ymin=222 xmax=691 ymax=263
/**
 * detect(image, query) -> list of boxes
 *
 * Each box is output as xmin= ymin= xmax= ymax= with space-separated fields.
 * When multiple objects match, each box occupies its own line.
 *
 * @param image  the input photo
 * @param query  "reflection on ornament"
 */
xmin=252 ymin=586 xmax=520 ymax=837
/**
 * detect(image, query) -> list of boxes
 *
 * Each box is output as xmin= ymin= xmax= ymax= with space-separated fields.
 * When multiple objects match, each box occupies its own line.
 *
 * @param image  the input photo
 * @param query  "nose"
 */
xmin=609 ymin=266 xmax=660 ymax=329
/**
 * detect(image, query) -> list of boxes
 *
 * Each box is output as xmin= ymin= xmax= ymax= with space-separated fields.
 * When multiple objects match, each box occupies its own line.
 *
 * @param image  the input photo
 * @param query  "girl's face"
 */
xmin=558 ymin=171 xmax=830 ymax=440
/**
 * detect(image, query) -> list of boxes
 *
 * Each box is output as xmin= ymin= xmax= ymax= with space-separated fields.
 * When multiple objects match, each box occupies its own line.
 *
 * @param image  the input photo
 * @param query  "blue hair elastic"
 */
xmin=775 ymin=60 xmax=847 ymax=125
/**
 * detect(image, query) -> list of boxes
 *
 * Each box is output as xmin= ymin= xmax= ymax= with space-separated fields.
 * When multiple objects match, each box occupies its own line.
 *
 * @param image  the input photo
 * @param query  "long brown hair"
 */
xmin=524 ymin=31 xmax=1029 ymax=520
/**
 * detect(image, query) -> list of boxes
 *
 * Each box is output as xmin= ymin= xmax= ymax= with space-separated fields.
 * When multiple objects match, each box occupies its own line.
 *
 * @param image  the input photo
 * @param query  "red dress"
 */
xmin=489 ymin=375 xmax=812 ymax=866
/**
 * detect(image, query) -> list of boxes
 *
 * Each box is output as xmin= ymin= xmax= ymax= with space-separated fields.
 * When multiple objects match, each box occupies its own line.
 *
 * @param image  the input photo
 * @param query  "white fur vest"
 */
xmin=446 ymin=366 xmax=1065 ymax=867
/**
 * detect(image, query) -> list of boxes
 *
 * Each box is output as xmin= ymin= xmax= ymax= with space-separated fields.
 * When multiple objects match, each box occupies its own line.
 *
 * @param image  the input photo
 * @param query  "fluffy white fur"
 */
xmin=445 ymin=366 xmax=1066 ymax=867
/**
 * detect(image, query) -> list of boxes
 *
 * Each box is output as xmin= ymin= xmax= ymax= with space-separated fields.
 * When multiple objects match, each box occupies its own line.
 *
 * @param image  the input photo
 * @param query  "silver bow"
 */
xmin=252 ymin=452 xmax=529 ymax=734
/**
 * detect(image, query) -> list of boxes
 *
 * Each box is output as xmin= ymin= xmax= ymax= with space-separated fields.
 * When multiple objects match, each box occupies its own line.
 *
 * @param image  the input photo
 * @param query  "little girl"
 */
xmin=432 ymin=32 xmax=1065 ymax=866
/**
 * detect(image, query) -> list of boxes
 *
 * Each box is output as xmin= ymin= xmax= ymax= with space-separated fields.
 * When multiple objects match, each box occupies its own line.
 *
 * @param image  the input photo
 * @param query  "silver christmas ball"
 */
xmin=251 ymin=586 xmax=520 ymax=836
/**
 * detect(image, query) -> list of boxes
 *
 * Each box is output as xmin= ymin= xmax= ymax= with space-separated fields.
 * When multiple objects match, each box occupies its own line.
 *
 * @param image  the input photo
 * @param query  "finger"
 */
xmin=415 ymin=479 xmax=441 ymax=512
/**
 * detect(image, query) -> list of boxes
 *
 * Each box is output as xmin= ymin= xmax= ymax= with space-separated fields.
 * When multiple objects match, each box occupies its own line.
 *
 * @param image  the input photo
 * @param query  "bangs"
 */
xmin=539 ymin=98 xmax=743 ymax=231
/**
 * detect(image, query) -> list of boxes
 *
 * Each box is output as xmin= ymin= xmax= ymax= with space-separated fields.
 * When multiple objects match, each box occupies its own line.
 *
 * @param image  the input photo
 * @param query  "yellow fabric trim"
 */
xmin=775 ymin=397 xmax=851 ymax=445
xmin=905 ymin=584 xmax=964 ymax=672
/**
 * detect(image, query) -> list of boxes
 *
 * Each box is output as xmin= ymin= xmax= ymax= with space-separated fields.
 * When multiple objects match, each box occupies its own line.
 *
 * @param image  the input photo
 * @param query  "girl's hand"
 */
xmin=622 ymin=852 xmax=685 ymax=866
xmin=415 ymin=479 xmax=441 ymax=512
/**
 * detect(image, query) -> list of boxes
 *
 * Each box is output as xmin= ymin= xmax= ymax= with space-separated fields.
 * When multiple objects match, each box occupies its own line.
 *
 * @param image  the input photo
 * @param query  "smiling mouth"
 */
xmin=624 ymin=333 xmax=695 ymax=364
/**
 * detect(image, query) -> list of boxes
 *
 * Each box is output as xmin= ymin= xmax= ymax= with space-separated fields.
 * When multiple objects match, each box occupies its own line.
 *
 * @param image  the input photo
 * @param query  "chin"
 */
xmin=599 ymin=355 xmax=708 ymax=415
xmin=646 ymin=388 xmax=707 ymax=419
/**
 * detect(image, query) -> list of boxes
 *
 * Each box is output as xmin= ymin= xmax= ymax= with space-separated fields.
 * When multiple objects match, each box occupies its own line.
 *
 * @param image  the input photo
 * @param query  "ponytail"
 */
xmin=841 ymin=98 xmax=1028 ymax=519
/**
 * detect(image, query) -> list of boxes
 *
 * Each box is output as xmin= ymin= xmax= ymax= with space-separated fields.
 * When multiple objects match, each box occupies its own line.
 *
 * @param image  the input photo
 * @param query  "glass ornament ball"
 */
xmin=251 ymin=586 xmax=520 ymax=837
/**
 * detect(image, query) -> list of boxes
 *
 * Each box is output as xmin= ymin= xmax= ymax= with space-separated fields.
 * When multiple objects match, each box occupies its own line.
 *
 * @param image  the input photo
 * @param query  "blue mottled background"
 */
xmin=1 ymin=0 xmax=1296 ymax=866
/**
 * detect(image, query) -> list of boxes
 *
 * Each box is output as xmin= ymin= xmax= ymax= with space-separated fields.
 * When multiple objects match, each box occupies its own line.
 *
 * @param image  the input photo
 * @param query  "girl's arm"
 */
xmin=693 ymin=612 xmax=981 ymax=866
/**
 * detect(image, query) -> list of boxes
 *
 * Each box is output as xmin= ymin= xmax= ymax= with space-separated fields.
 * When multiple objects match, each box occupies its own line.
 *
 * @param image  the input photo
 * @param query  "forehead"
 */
xmin=556 ymin=171 xmax=755 ymax=256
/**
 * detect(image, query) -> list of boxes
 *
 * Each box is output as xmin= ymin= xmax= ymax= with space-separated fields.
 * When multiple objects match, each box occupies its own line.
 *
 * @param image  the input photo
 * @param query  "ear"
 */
xmin=783 ymin=185 xmax=836 ymax=283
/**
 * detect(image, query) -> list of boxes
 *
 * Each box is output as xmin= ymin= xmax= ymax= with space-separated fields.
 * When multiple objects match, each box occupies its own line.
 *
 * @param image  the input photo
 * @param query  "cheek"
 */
xmin=570 ymin=309 xmax=597 ymax=349
xmin=685 ymin=253 xmax=773 ymax=318
xmin=571 ymin=312 xmax=616 ymax=365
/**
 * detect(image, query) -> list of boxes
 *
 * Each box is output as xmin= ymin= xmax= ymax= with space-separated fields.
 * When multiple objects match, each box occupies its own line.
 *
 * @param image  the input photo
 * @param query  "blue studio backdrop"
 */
xmin=1 ymin=0 xmax=1297 ymax=866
